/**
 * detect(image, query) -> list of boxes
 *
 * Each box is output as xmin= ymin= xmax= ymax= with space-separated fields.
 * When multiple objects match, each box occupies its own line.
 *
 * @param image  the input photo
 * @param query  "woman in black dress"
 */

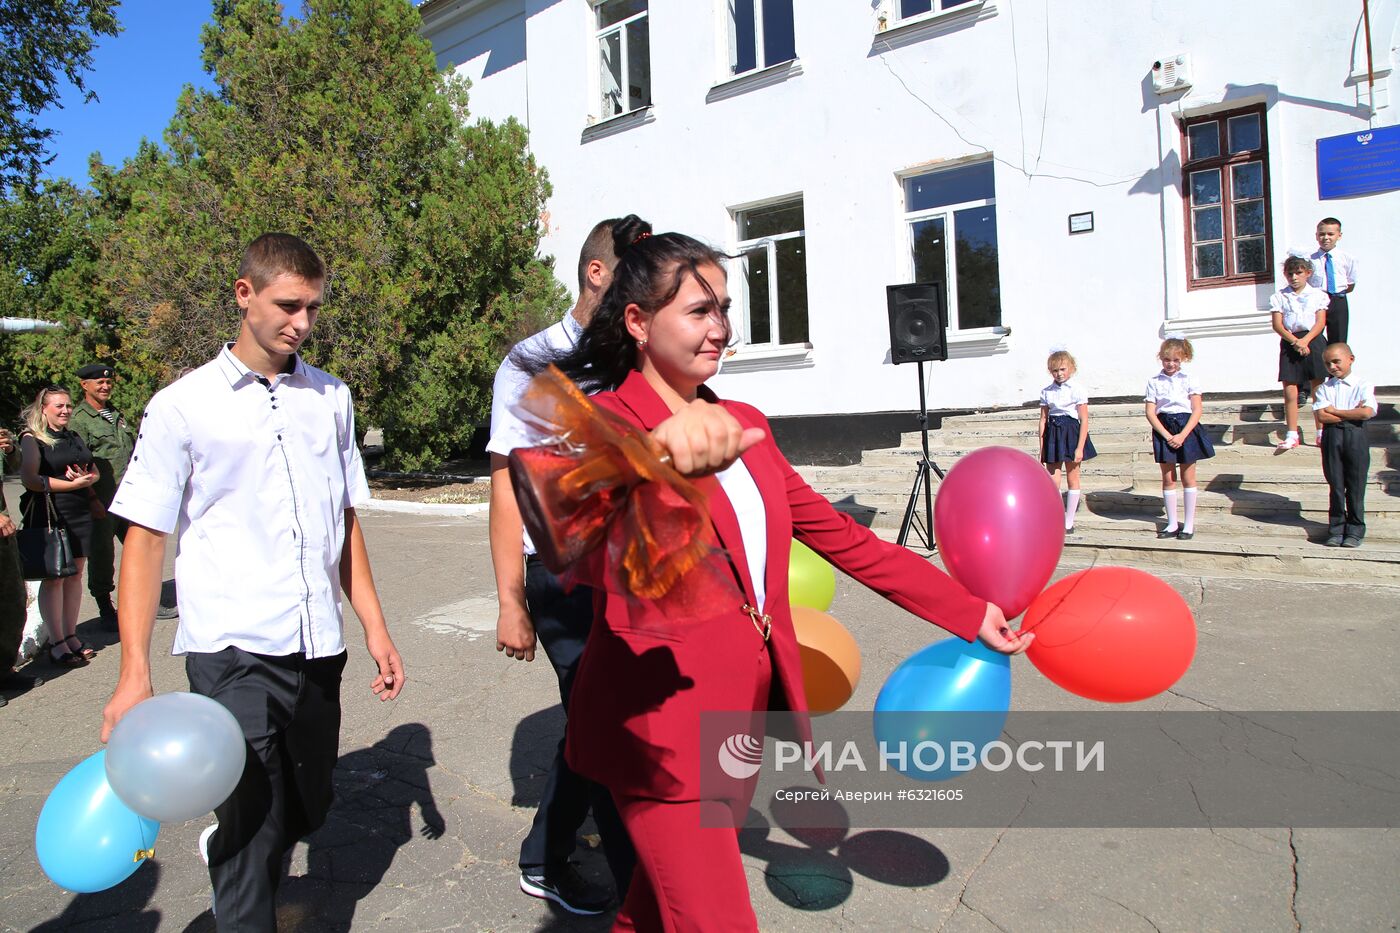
xmin=19 ymin=387 xmax=101 ymax=667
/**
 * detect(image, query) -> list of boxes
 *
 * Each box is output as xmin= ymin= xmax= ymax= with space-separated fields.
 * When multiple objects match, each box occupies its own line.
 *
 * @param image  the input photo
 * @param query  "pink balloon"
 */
xmin=933 ymin=446 xmax=1064 ymax=618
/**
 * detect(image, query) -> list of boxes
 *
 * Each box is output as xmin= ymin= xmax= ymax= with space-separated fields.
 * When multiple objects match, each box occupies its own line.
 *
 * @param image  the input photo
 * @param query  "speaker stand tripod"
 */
xmin=897 ymin=360 xmax=946 ymax=550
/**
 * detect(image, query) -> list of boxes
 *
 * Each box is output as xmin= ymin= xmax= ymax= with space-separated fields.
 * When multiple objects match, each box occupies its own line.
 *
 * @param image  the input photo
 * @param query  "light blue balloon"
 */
xmin=873 ymin=637 xmax=1011 ymax=782
xmin=36 ymin=751 xmax=160 ymax=893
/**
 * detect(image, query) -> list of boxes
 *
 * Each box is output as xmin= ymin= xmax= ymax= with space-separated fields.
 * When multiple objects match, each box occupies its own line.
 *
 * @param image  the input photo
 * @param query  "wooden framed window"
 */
xmin=1181 ymin=104 xmax=1272 ymax=289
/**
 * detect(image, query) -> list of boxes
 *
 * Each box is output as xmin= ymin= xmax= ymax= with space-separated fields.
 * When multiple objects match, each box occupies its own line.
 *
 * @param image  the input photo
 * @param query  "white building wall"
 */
xmin=422 ymin=0 xmax=1400 ymax=417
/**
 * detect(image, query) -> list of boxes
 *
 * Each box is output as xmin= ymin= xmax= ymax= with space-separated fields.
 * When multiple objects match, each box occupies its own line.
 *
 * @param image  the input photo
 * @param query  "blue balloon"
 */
xmin=873 ymin=637 xmax=1011 ymax=782
xmin=36 ymin=751 xmax=160 ymax=894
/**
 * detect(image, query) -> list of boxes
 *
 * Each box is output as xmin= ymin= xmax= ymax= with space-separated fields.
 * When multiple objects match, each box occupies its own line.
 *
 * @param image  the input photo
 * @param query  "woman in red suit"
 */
xmin=532 ymin=233 xmax=1032 ymax=931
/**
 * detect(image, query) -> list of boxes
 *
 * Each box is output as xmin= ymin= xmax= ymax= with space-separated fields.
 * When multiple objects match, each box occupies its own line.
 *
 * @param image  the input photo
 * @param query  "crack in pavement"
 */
xmin=1094 ymin=893 xmax=1164 ymax=933
xmin=1288 ymin=826 xmax=1301 ymax=932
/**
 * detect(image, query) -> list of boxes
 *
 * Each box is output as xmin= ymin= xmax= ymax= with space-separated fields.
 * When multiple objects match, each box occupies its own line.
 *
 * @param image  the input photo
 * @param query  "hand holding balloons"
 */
xmin=105 ymin=692 xmax=247 ymax=823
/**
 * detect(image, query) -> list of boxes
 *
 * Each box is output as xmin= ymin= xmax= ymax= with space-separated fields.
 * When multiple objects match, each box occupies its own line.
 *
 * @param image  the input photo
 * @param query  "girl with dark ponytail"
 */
xmin=537 ymin=231 xmax=1031 ymax=930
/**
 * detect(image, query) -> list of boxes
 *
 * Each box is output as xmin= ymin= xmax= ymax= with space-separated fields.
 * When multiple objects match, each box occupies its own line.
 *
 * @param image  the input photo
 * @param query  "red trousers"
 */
xmin=612 ymin=796 xmax=758 ymax=932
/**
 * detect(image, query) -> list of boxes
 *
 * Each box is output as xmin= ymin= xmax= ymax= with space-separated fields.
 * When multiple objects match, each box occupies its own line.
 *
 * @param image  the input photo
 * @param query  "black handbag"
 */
xmin=18 ymin=492 xmax=78 ymax=581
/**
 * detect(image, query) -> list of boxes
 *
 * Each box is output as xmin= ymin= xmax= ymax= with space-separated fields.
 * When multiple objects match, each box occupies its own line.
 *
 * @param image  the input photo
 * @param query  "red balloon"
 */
xmin=933 ymin=446 xmax=1064 ymax=618
xmin=1021 ymin=567 xmax=1197 ymax=702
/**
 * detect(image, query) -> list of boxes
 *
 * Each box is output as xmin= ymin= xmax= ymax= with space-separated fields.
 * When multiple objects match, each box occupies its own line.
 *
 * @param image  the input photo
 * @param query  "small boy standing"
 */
xmin=1309 ymin=217 xmax=1358 ymax=346
xmin=1313 ymin=343 xmax=1376 ymax=548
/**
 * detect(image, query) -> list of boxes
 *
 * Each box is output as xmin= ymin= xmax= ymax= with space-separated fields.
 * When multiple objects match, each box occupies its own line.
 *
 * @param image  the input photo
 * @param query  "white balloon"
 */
xmin=105 ymin=692 xmax=246 ymax=823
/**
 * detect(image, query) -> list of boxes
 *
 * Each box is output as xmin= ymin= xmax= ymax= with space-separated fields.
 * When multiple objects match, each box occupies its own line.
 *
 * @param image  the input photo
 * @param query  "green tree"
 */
xmin=0 ymin=0 xmax=121 ymax=191
xmin=0 ymin=175 xmax=111 ymax=417
xmin=106 ymin=0 xmax=565 ymax=467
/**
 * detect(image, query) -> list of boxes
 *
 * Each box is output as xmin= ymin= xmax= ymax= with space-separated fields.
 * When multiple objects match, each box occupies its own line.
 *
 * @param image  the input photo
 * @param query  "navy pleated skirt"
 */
xmin=1278 ymin=333 xmax=1326 ymax=384
xmin=1152 ymin=411 xmax=1216 ymax=464
xmin=1042 ymin=414 xmax=1097 ymax=463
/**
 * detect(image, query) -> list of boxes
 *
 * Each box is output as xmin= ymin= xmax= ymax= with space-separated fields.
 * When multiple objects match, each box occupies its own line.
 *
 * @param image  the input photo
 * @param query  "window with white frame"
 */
xmin=735 ymin=198 xmax=809 ymax=348
xmin=596 ymin=0 xmax=650 ymax=119
xmin=727 ymin=0 xmax=796 ymax=78
xmin=896 ymin=0 xmax=978 ymax=23
xmin=903 ymin=161 xmax=1002 ymax=330
xmin=1180 ymin=104 xmax=1272 ymax=288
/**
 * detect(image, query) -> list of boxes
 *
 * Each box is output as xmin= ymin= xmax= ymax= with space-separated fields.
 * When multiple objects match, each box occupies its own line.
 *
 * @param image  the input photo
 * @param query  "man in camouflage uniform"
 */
xmin=70 ymin=363 xmax=136 ymax=631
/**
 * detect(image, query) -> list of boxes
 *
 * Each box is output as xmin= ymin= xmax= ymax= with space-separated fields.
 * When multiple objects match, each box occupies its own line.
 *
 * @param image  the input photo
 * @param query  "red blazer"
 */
xmin=565 ymin=371 xmax=986 ymax=800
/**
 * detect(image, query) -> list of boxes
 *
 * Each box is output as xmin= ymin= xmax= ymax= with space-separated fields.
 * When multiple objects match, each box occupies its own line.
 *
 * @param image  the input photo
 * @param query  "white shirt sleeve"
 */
xmin=1039 ymin=387 xmax=1050 ymax=408
xmin=1072 ymin=385 xmax=1089 ymax=407
xmin=1143 ymin=380 xmax=1156 ymax=403
xmin=485 ymin=355 xmax=534 ymax=458
xmin=110 ymin=390 xmax=192 ymax=534
xmin=1361 ymin=382 xmax=1378 ymax=412
xmin=1269 ymin=291 xmax=1284 ymax=315
xmin=1185 ymin=373 xmax=1203 ymax=398
xmin=341 ymin=384 xmax=371 ymax=508
xmin=1311 ymin=382 xmax=1335 ymax=411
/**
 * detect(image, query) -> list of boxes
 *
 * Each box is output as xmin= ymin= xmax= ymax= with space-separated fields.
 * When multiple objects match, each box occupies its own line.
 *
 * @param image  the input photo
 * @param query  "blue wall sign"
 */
xmin=1316 ymin=125 xmax=1400 ymax=199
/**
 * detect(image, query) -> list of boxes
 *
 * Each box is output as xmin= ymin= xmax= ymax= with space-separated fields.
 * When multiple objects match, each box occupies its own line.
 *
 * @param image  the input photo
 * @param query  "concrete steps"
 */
xmin=796 ymin=394 xmax=1400 ymax=583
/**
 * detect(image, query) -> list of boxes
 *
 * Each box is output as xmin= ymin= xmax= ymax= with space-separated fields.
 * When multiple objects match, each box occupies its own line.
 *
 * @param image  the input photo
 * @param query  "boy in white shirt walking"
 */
xmin=100 ymin=234 xmax=405 ymax=931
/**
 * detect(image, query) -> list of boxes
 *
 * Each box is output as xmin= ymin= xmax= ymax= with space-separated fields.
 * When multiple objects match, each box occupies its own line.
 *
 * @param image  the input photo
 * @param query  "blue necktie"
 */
xmin=1325 ymin=253 xmax=1336 ymax=294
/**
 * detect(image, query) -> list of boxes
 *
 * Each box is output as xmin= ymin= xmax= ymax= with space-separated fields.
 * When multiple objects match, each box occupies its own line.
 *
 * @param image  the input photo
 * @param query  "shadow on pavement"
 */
xmin=740 ymin=801 xmax=951 ymax=912
xmin=275 ymin=722 xmax=445 ymax=931
xmin=33 ymin=860 xmax=163 ymax=932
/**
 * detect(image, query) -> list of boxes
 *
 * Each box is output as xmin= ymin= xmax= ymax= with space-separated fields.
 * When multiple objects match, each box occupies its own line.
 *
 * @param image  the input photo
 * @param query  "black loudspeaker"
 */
xmin=886 ymin=283 xmax=948 ymax=364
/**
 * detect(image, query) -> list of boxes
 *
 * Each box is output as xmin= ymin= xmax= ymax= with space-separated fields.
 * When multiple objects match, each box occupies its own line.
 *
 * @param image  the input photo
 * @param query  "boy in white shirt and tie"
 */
xmin=1309 ymin=217 xmax=1358 ymax=346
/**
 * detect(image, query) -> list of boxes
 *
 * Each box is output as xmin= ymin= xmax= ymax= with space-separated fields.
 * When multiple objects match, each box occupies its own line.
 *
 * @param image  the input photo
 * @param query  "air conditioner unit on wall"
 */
xmin=1152 ymin=53 xmax=1193 ymax=94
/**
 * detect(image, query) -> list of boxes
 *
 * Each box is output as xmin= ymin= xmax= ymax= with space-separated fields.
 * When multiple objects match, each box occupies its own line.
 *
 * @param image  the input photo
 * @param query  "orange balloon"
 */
xmin=791 ymin=607 xmax=862 ymax=714
xmin=1022 ymin=567 xmax=1196 ymax=703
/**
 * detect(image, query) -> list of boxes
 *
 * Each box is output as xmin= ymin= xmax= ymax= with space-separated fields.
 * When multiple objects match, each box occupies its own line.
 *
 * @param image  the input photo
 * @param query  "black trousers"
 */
xmin=1321 ymin=419 xmax=1368 ymax=539
xmin=519 ymin=557 xmax=635 ymax=898
xmin=1325 ymin=292 xmax=1349 ymax=346
xmin=186 ymin=647 xmax=347 ymax=933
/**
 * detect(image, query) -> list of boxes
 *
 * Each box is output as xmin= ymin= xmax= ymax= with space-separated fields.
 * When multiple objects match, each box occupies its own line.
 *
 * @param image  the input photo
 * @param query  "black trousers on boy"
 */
xmin=519 ymin=557 xmax=635 ymax=899
xmin=1321 ymin=418 xmax=1368 ymax=540
xmin=1325 ymin=292 xmax=1349 ymax=346
xmin=186 ymin=646 xmax=347 ymax=933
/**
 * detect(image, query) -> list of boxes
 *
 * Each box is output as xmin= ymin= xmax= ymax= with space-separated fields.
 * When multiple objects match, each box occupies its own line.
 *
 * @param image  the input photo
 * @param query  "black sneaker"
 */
xmin=96 ymin=595 xmax=120 ymax=632
xmin=0 ymin=670 xmax=44 ymax=689
xmin=519 ymin=864 xmax=610 ymax=915
xmin=156 ymin=603 xmax=180 ymax=621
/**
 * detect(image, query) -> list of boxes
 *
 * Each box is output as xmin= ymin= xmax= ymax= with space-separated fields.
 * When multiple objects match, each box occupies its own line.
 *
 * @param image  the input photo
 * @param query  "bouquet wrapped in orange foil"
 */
xmin=507 ymin=366 xmax=737 ymax=613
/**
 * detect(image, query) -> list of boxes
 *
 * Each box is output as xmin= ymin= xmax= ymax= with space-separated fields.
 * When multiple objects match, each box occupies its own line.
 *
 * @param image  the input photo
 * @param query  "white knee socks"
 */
xmin=1163 ymin=489 xmax=1179 ymax=533
xmin=1182 ymin=487 xmax=1198 ymax=534
xmin=1065 ymin=490 xmax=1081 ymax=530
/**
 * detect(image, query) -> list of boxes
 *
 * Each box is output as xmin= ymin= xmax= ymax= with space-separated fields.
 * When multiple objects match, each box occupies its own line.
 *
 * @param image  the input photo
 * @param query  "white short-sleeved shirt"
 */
xmin=715 ymin=457 xmax=768 ymax=612
xmin=1040 ymin=380 xmax=1089 ymax=419
xmin=1144 ymin=370 xmax=1203 ymax=415
xmin=1269 ymin=285 xmax=1329 ymax=334
xmin=1313 ymin=373 xmax=1377 ymax=413
xmin=1308 ymin=247 xmax=1359 ymax=293
xmin=111 ymin=345 xmax=370 ymax=659
xmin=486 ymin=313 xmax=584 ymax=555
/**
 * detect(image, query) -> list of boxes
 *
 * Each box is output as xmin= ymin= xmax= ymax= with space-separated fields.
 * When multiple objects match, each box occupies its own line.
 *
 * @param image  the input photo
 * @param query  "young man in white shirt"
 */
xmin=488 ymin=215 xmax=649 ymax=913
xmin=100 ymin=233 xmax=405 ymax=930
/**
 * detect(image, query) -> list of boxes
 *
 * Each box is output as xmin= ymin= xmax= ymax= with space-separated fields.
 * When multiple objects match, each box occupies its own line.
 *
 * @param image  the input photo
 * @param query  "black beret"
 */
xmin=77 ymin=364 xmax=115 ymax=380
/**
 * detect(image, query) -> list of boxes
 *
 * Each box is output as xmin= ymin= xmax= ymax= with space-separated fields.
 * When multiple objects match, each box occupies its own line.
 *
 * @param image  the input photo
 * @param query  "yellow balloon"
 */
xmin=789 ymin=539 xmax=836 ymax=611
